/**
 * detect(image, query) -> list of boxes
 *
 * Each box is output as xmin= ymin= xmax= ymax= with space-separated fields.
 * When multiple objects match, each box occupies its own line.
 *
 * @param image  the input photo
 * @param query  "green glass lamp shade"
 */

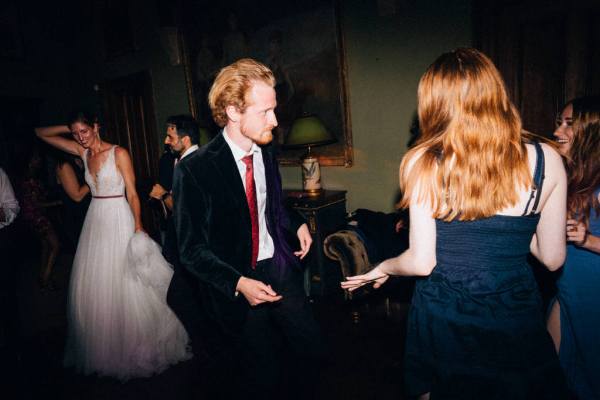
xmin=284 ymin=115 xmax=335 ymax=194
xmin=284 ymin=115 xmax=336 ymax=148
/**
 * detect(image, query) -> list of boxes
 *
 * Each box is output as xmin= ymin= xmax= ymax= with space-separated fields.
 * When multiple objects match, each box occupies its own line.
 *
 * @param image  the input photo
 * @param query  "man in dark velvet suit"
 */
xmin=172 ymin=59 xmax=323 ymax=399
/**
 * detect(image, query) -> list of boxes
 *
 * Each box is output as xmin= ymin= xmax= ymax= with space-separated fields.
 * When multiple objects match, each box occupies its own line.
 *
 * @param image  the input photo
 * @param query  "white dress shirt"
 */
xmin=223 ymin=129 xmax=274 ymax=261
xmin=0 ymin=168 xmax=19 ymax=229
xmin=179 ymin=144 xmax=199 ymax=162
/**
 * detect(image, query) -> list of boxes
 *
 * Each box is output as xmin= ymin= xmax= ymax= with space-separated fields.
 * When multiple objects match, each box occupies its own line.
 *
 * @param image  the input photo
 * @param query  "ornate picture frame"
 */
xmin=179 ymin=0 xmax=353 ymax=166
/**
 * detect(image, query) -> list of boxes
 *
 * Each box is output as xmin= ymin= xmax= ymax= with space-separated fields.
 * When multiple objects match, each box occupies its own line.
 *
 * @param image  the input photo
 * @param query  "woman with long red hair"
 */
xmin=343 ymin=48 xmax=568 ymax=398
xmin=548 ymin=95 xmax=600 ymax=399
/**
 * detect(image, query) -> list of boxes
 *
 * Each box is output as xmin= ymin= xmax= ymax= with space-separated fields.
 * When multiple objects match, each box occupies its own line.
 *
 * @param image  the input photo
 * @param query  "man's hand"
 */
xmin=294 ymin=223 xmax=312 ymax=259
xmin=149 ymin=183 xmax=167 ymax=200
xmin=236 ymin=276 xmax=282 ymax=306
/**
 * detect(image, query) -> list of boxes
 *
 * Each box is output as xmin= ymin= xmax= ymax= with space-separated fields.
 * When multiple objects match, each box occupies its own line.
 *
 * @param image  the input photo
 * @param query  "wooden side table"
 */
xmin=284 ymin=189 xmax=347 ymax=296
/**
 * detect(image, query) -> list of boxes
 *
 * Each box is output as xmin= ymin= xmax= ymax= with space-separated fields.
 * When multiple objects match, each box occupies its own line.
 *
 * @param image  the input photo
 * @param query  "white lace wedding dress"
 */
xmin=63 ymin=146 xmax=191 ymax=380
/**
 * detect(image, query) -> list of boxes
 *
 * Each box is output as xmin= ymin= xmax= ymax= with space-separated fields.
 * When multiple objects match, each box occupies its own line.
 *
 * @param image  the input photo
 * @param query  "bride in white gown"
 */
xmin=36 ymin=113 xmax=191 ymax=380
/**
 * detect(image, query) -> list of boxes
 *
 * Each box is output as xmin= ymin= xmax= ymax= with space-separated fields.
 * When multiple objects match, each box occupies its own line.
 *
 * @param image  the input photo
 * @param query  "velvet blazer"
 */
xmin=172 ymin=132 xmax=304 ymax=336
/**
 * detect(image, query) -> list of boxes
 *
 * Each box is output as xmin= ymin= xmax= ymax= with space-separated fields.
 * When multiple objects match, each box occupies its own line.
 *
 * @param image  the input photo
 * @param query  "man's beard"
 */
xmin=251 ymin=129 xmax=274 ymax=146
xmin=167 ymin=144 xmax=183 ymax=156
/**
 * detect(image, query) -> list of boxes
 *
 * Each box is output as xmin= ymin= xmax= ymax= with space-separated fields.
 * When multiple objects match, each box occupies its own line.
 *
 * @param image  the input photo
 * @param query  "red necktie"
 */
xmin=242 ymin=155 xmax=259 ymax=269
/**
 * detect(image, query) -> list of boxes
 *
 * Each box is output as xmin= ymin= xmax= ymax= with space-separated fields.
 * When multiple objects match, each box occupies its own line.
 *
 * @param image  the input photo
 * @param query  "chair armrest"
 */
xmin=324 ymin=230 xmax=373 ymax=278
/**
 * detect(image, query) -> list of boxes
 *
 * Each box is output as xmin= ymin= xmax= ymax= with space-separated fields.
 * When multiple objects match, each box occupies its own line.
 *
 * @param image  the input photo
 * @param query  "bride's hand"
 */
xmin=340 ymin=265 xmax=389 ymax=292
xmin=135 ymin=226 xmax=146 ymax=233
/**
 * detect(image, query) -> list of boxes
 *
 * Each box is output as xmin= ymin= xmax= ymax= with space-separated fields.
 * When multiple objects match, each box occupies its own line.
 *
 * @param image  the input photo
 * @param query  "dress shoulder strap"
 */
xmin=82 ymin=149 xmax=90 ymax=168
xmin=108 ymin=145 xmax=118 ymax=164
xmin=522 ymin=141 xmax=545 ymax=216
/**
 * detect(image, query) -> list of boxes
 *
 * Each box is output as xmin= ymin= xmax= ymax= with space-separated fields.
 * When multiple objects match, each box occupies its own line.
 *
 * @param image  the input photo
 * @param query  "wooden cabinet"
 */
xmin=285 ymin=190 xmax=347 ymax=296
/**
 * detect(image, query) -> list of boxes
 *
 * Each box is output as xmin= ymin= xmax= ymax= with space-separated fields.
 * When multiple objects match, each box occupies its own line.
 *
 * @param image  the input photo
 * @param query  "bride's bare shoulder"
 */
xmin=113 ymin=145 xmax=130 ymax=158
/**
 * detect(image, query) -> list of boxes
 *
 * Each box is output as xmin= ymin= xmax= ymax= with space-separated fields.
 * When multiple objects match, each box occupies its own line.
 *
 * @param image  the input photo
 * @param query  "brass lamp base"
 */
xmin=303 ymin=187 xmax=322 ymax=196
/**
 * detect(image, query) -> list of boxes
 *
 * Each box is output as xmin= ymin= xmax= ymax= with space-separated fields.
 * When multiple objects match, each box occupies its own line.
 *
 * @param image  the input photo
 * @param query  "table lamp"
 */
xmin=284 ymin=115 xmax=335 ymax=195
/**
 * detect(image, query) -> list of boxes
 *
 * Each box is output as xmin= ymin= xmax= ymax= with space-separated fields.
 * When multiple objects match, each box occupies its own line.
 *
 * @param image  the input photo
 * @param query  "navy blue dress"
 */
xmin=556 ymin=187 xmax=600 ymax=399
xmin=404 ymin=143 xmax=567 ymax=399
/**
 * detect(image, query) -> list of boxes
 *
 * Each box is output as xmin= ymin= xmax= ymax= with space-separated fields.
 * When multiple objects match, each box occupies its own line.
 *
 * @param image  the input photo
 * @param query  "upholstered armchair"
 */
xmin=323 ymin=229 xmax=373 ymax=300
xmin=323 ymin=209 xmax=413 ymax=323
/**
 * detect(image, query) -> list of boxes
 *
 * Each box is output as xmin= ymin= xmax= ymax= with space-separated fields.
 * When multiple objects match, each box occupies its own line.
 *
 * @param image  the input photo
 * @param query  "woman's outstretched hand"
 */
xmin=341 ymin=265 xmax=389 ymax=292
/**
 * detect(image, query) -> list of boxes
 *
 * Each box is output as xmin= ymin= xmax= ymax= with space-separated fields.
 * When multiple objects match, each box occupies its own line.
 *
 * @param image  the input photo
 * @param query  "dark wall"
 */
xmin=3 ymin=0 xmax=474 ymax=213
xmin=475 ymin=0 xmax=600 ymax=136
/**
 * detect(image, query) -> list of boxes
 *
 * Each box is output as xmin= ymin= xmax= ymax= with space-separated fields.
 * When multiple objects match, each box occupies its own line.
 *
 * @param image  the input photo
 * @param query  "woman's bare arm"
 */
xmin=579 ymin=233 xmax=600 ymax=253
xmin=115 ymin=147 xmax=143 ymax=232
xmin=341 ymin=156 xmax=437 ymax=292
xmin=341 ymin=198 xmax=437 ymax=292
xmin=35 ymin=125 xmax=83 ymax=156
xmin=56 ymin=163 xmax=89 ymax=202
xmin=530 ymin=145 xmax=567 ymax=270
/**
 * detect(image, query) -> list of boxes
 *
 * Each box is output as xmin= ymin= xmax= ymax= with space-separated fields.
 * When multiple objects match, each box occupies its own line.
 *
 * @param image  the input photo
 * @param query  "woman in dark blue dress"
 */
xmin=548 ymin=95 xmax=600 ymax=399
xmin=55 ymin=151 xmax=90 ymax=252
xmin=343 ymin=48 xmax=568 ymax=399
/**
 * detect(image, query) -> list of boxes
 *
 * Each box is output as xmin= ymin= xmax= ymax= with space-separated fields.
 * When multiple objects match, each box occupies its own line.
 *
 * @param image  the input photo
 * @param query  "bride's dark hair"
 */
xmin=68 ymin=110 xmax=99 ymax=128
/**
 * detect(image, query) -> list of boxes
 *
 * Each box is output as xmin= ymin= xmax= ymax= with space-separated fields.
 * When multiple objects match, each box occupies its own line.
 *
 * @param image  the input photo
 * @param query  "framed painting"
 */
xmin=179 ymin=0 xmax=353 ymax=166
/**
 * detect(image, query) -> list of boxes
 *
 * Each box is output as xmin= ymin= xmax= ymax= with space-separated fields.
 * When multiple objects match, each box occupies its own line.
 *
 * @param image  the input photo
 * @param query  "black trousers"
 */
xmin=201 ymin=259 xmax=325 ymax=400
xmin=240 ymin=258 xmax=324 ymax=399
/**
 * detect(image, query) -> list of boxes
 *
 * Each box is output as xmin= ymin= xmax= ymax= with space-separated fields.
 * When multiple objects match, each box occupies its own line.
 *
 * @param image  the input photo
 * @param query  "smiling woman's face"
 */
xmin=70 ymin=122 xmax=96 ymax=148
xmin=553 ymin=103 xmax=573 ymax=156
